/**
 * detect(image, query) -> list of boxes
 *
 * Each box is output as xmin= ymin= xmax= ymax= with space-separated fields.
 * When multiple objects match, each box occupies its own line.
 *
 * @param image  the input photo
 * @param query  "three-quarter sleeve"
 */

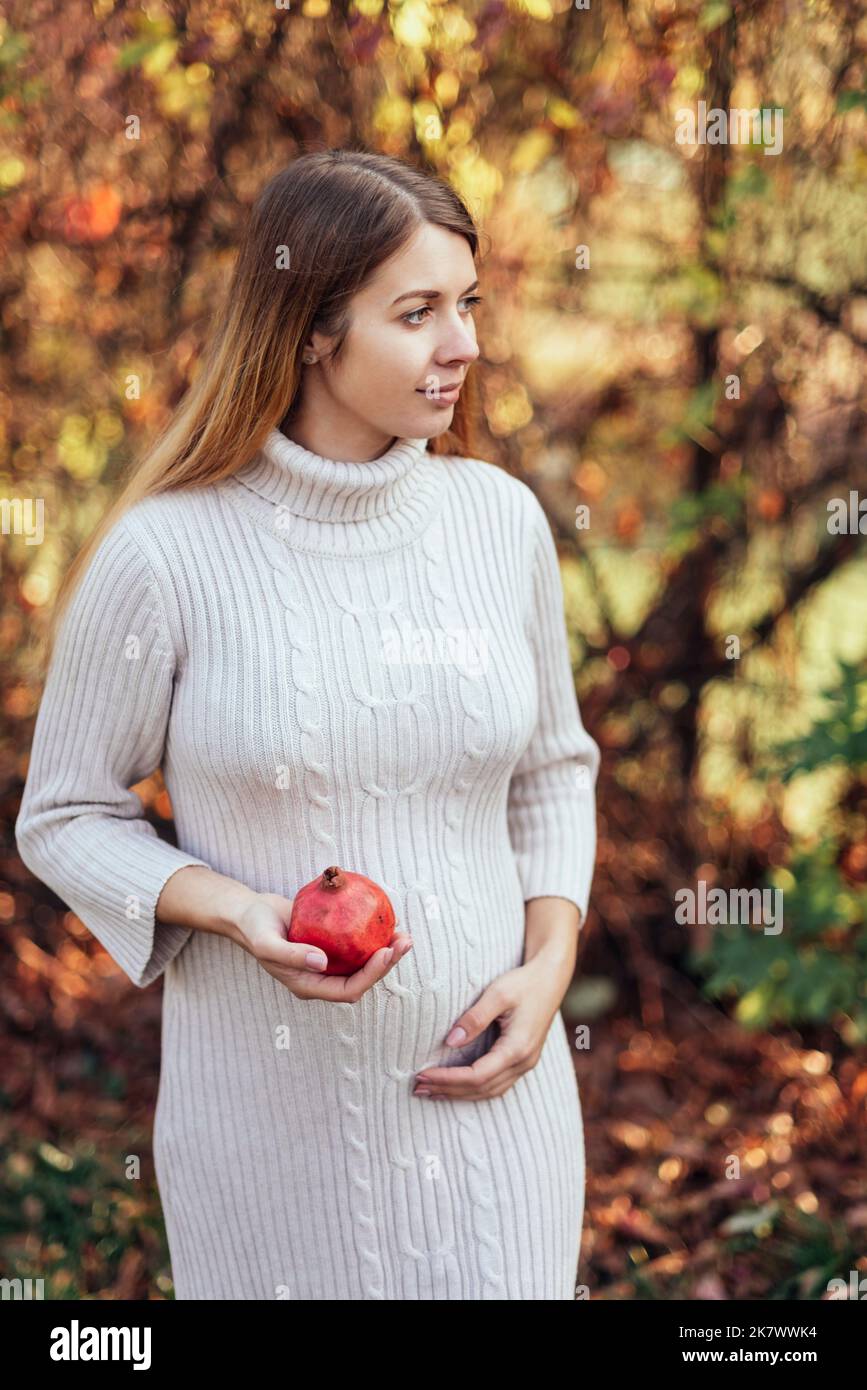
xmin=507 ymin=493 xmax=600 ymax=923
xmin=15 ymin=515 xmax=211 ymax=989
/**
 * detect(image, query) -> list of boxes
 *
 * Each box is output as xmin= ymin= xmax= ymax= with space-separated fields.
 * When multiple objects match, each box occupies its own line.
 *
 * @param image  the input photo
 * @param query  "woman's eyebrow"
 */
xmin=390 ymin=279 xmax=479 ymax=306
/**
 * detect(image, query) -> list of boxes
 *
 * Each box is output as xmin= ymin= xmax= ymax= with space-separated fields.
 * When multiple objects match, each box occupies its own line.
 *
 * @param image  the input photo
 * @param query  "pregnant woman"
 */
xmin=16 ymin=148 xmax=599 ymax=1301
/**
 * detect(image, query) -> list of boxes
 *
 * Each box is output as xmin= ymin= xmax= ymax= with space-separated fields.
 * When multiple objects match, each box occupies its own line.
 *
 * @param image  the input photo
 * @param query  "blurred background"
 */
xmin=2 ymin=0 xmax=866 ymax=1300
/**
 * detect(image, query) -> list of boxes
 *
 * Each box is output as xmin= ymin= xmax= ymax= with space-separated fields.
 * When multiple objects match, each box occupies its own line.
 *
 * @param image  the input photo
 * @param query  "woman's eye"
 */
xmin=402 ymin=295 xmax=483 ymax=327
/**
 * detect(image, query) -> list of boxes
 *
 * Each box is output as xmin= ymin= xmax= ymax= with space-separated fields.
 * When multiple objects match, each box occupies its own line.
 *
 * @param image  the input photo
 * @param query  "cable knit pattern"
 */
xmin=15 ymin=426 xmax=600 ymax=1300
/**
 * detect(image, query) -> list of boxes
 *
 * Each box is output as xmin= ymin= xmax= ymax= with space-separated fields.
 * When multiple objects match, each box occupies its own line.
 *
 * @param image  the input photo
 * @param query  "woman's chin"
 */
xmin=411 ymin=403 xmax=455 ymax=439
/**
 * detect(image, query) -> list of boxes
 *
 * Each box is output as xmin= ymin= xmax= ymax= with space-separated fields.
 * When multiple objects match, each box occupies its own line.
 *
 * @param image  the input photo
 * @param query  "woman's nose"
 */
xmin=439 ymin=334 xmax=480 ymax=367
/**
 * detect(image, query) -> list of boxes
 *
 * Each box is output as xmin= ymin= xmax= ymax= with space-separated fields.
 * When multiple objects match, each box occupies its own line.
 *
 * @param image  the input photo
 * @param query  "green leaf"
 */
xmin=698 ymin=2 xmax=732 ymax=33
xmin=836 ymin=90 xmax=867 ymax=113
xmin=116 ymin=37 xmax=164 ymax=70
xmin=0 ymin=29 xmax=30 ymax=67
xmin=727 ymin=163 xmax=770 ymax=202
xmin=764 ymin=662 xmax=867 ymax=780
xmin=697 ymin=834 xmax=867 ymax=1036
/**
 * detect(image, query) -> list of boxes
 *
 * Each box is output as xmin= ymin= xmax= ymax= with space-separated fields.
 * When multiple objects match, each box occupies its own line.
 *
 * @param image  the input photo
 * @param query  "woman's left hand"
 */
xmin=412 ymin=956 xmax=568 ymax=1102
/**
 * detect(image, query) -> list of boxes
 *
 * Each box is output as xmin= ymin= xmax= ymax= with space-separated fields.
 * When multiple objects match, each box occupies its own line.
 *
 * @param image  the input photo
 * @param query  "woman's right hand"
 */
xmin=232 ymin=891 xmax=413 ymax=1000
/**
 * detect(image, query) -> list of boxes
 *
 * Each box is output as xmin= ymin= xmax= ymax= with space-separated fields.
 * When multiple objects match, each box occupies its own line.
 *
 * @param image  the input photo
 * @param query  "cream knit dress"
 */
xmin=15 ymin=427 xmax=600 ymax=1301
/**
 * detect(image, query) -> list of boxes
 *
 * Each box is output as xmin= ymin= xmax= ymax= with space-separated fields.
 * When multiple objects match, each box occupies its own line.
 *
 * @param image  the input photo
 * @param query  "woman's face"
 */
xmin=298 ymin=221 xmax=481 ymax=456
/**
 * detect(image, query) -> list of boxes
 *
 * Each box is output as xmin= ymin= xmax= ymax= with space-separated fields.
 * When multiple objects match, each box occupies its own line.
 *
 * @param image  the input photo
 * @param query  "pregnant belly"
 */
xmin=162 ymin=866 xmax=529 ymax=1083
xmin=368 ymin=900 xmax=526 ymax=1077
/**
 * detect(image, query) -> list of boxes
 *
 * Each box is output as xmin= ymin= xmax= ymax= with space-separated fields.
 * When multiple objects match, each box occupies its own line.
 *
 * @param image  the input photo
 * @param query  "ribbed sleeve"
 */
xmin=506 ymin=495 xmax=600 ymax=923
xmin=14 ymin=516 xmax=211 ymax=989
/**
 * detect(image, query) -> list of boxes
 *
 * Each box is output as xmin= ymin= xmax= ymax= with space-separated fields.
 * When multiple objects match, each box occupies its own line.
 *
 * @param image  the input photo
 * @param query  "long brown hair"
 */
xmin=39 ymin=147 xmax=487 ymax=676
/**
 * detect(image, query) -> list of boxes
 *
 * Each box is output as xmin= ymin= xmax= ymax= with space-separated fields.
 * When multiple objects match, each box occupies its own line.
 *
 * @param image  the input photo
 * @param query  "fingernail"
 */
xmin=414 ymin=1087 xmax=431 ymax=1096
xmin=416 ymin=1075 xmax=431 ymax=1084
xmin=383 ymin=947 xmax=394 ymax=963
xmin=306 ymin=952 xmax=327 ymax=969
xmin=446 ymin=1026 xmax=467 ymax=1046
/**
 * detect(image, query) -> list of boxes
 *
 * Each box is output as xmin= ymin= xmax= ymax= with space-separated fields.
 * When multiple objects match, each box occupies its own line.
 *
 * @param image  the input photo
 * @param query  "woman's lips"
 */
xmin=416 ymin=386 xmax=461 ymax=405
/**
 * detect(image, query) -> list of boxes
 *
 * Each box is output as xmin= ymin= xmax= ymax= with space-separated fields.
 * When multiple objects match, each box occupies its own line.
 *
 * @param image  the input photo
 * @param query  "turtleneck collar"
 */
xmin=220 ymin=426 xmax=447 ymax=557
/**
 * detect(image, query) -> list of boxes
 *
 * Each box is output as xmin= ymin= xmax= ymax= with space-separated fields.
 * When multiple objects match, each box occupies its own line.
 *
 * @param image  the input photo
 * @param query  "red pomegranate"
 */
xmin=287 ymin=865 xmax=396 ymax=976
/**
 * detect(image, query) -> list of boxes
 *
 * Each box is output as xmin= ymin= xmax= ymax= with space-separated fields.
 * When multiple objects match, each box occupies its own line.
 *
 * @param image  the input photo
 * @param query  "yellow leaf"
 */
xmin=0 ymin=157 xmax=26 ymax=188
xmin=393 ymin=0 xmax=433 ymax=47
xmin=547 ymin=98 xmax=581 ymax=130
xmin=510 ymin=129 xmax=553 ymax=174
xmin=142 ymin=37 xmax=178 ymax=77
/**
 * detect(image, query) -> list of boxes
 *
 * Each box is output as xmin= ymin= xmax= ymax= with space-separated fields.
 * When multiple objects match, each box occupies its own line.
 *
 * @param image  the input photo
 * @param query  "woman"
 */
xmin=16 ymin=148 xmax=599 ymax=1300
